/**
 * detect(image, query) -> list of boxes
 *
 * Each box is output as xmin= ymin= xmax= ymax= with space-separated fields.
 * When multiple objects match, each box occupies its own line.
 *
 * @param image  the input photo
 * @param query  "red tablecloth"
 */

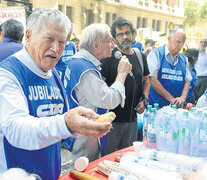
xmin=58 ymin=146 xmax=134 ymax=180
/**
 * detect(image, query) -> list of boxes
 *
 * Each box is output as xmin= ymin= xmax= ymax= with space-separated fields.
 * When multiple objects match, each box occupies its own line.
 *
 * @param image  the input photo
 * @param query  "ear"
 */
xmin=92 ymin=41 xmax=99 ymax=51
xmin=25 ymin=29 xmax=32 ymax=42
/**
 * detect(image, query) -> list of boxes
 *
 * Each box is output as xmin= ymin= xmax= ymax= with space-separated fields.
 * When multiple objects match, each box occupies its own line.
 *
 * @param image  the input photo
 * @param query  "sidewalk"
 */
xmin=60 ymin=147 xmax=72 ymax=176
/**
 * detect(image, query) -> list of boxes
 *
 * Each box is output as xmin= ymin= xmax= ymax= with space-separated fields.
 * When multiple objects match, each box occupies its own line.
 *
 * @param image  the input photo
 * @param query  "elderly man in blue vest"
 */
xmin=147 ymin=28 xmax=191 ymax=108
xmin=0 ymin=8 xmax=112 ymax=180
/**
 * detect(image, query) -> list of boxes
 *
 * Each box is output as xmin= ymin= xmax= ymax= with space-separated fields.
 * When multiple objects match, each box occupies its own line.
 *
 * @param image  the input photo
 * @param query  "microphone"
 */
xmin=114 ymin=51 xmax=133 ymax=77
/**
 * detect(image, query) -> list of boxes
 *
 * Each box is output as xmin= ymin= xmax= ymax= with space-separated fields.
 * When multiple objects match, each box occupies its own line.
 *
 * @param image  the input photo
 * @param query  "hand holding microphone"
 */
xmin=114 ymin=51 xmax=133 ymax=77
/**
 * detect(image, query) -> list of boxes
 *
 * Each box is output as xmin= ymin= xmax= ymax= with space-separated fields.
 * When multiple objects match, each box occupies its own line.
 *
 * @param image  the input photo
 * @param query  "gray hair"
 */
xmin=2 ymin=19 xmax=24 ymax=42
xmin=168 ymin=28 xmax=184 ymax=37
xmin=80 ymin=23 xmax=110 ymax=52
xmin=27 ymin=8 xmax=72 ymax=36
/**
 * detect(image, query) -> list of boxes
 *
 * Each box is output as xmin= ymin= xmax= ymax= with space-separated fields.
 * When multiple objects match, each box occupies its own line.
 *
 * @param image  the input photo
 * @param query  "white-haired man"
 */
xmin=0 ymin=8 xmax=111 ymax=180
xmin=147 ymin=28 xmax=191 ymax=108
xmin=64 ymin=23 xmax=132 ymax=169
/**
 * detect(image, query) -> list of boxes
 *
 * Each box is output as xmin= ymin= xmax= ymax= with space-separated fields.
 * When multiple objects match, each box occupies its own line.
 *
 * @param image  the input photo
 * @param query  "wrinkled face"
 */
xmin=199 ymin=38 xmax=207 ymax=51
xmin=25 ymin=20 xmax=67 ymax=72
xmin=168 ymin=31 xmax=186 ymax=56
xmin=93 ymin=31 xmax=115 ymax=59
xmin=114 ymin=25 xmax=133 ymax=51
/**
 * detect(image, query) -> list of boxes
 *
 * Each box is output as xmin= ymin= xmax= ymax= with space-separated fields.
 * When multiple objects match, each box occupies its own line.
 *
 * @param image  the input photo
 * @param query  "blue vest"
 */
xmin=149 ymin=45 xmax=187 ymax=108
xmin=64 ymin=57 xmax=108 ymax=155
xmin=131 ymin=41 xmax=143 ymax=51
xmin=55 ymin=40 xmax=76 ymax=82
xmin=188 ymin=68 xmax=196 ymax=99
xmin=0 ymin=56 xmax=68 ymax=180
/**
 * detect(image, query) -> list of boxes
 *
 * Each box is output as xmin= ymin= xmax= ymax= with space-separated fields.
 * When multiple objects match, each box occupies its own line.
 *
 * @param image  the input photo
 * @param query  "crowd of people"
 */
xmin=0 ymin=7 xmax=207 ymax=180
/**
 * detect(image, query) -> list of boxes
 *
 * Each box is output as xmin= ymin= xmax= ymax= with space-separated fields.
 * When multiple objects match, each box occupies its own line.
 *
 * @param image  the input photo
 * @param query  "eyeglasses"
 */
xmin=116 ymin=31 xmax=132 ymax=38
xmin=172 ymin=37 xmax=185 ymax=45
xmin=200 ymin=41 xmax=207 ymax=44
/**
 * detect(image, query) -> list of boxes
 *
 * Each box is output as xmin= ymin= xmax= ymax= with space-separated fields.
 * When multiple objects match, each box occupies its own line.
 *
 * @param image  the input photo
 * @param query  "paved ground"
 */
xmin=60 ymin=147 xmax=72 ymax=176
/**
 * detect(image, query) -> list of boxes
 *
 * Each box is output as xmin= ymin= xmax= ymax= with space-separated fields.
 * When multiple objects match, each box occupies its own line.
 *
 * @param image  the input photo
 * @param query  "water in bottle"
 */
xmin=147 ymin=108 xmax=156 ymax=149
xmin=164 ymin=111 xmax=179 ymax=153
xmin=143 ymin=105 xmax=152 ymax=146
xmin=155 ymin=110 xmax=166 ymax=151
xmin=198 ymin=112 xmax=207 ymax=157
xmin=190 ymin=109 xmax=201 ymax=157
xmin=179 ymin=111 xmax=191 ymax=156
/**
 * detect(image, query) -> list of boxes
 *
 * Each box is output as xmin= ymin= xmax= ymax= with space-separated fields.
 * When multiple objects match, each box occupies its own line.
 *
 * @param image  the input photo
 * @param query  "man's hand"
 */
xmin=116 ymin=56 xmax=132 ymax=84
xmin=172 ymin=96 xmax=186 ymax=108
xmin=65 ymin=106 xmax=112 ymax=138
xmin=135 ymin=101 xmax=145 ymax=114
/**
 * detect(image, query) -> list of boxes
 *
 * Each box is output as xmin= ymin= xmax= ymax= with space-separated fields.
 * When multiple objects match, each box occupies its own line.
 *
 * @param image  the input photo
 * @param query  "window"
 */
xmin=112 ymin=13 xmax=117 ymax=22
xmin=105 ymin=12 xmax=110 ymax=25
xmin=58 ymin=5 xmax=63 ymax=12
xmin=142 ymin=18 xmax=147 ymax=28
xmin=165 ymin=21 xmax=168 ymax=33
xmin=156 ymin=20 xmax=161 ymax=31
xmin=137 ymin=17 xmax=141 ymax=29
xmin=152 ymin=19 xmax=156 ymax=31
xmin=66 ymin=6 xmax=72 ymax=19
xmin=86 ymin=9 xmax=94 ymax=26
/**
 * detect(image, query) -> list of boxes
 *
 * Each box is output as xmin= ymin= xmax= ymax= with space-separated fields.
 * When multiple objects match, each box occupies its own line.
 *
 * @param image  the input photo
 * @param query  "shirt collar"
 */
xmin=2 ymin=37 xmax=20 ymax=43
xmin=73 ymin=49 xmax=101 ymax=70
xmin=13 ymin=46 xmax=52 ymax=78
xmin=165 ymin=45 xmax=179 ymax=65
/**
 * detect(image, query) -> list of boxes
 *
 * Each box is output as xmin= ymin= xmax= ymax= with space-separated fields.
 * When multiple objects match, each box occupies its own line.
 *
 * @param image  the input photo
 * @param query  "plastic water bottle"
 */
xmin=164 ymin=112 xmax=179 ymax=153
xmin=108 ymin=172 xmax=138 ymax=180
xmin=198 ymin=112 xmax=207 ymax=157
xmin=143 ymin=105 xmax=152 ymax=146
xmin=138 ymin=149 xmax=203 ymax=172
xmin=179 ymin=111 xmax=191 ymax=156
xmin=155 ymin=110 xmax=166 ymax=151
xmin=190 ymin=109 xmax=200 ymax=157
xmin=147 ymin=108 xmax=156 ymax=149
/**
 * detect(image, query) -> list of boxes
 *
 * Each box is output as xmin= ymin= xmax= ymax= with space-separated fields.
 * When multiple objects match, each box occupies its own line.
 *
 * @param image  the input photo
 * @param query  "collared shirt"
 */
xmin=147 ymin=45 xmax=192 ymax=81
xmin=195 ymin=51 xmax=207 ymax=77
xmin=0 ymin=47 xmax=72 ymax=173
xmin=72 ymin=49 xmax=125 ymax=111
xmin=0 ymin=37 xmax=23 ymax=62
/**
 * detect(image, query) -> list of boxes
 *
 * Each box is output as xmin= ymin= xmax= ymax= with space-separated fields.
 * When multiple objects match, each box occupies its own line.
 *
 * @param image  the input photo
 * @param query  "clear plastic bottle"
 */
xmin=198 ymin=112 xmax=207 ymax=157
xmin=108 ymin=172 xmax=138 ymax=180
xmin=164 ymin=112 xmax=179 ymax=153
xmin=138 ymin=149 xmax=203 ymax=172
xmin=178 ymin=111 xmax=192 ymax=156
xmin=155 ymin=110 xmax=166 ymax=151
xmin=190 ymin=108 xmax=200 ymax=157
xmin=147 ymin=108 xmax=156 ymax=149
xmin=143 ymin=105 xmax=152 ymax=146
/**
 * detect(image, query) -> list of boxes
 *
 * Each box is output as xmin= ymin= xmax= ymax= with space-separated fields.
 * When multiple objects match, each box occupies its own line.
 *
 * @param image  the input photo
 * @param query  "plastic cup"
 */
xmin=133 ymin=141 xmax=144 ymax=153
xmin=74 ymin=156 xmax=89 ymax=171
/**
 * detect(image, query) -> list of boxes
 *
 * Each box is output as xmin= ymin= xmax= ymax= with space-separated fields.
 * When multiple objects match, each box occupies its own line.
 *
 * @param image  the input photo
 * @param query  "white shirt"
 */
xmin=147 ymin=45 xmax=192 ymax=81
xmin=195 ymin=51 xmax=207 ymax=77
xmin=73 ymin=49 xmax=126 ymax=111
xmin=0 ymin=47 xmax=72 ymax=173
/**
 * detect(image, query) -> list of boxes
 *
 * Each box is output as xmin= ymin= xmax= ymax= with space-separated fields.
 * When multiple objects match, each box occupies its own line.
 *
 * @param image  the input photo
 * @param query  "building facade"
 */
xmin=0 ymin=0 xmax=185 ymax=42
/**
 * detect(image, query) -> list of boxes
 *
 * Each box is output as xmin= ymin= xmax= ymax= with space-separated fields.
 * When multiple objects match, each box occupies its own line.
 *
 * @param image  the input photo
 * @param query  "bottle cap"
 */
xmin=74 ymin=156 xmax=89 ymax=171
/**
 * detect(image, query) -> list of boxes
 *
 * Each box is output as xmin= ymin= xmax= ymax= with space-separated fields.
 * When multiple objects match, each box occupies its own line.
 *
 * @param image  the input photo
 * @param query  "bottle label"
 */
xmin=148 ymin=124 xmax=155 ymax=133
xmin=160 ymin=127 xmax=165 ymax=136
xmin=173 ymin=131 xmax=179 ymax=141
xmin=199 ymin=129 xmax=207 ymax=140
xmin=182 ymin=128 xmax=190 ymax=137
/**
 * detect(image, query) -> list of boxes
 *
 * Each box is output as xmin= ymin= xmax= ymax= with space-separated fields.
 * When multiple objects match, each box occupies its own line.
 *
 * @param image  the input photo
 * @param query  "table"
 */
xmin=58 ymin=146 xmax=134 ymax=180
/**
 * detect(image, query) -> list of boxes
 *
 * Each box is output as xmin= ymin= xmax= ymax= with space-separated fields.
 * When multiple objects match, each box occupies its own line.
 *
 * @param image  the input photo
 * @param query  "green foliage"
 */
xmin=184 ymin=0 xmax=200 ymax=25
xmin=200 ymin=2 xmax=207 ymax=19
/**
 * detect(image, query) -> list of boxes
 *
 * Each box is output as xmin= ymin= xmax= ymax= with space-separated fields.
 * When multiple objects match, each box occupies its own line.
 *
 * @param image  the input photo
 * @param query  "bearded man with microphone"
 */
xmin=101 ymin=17 xmax=150 ymax=154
